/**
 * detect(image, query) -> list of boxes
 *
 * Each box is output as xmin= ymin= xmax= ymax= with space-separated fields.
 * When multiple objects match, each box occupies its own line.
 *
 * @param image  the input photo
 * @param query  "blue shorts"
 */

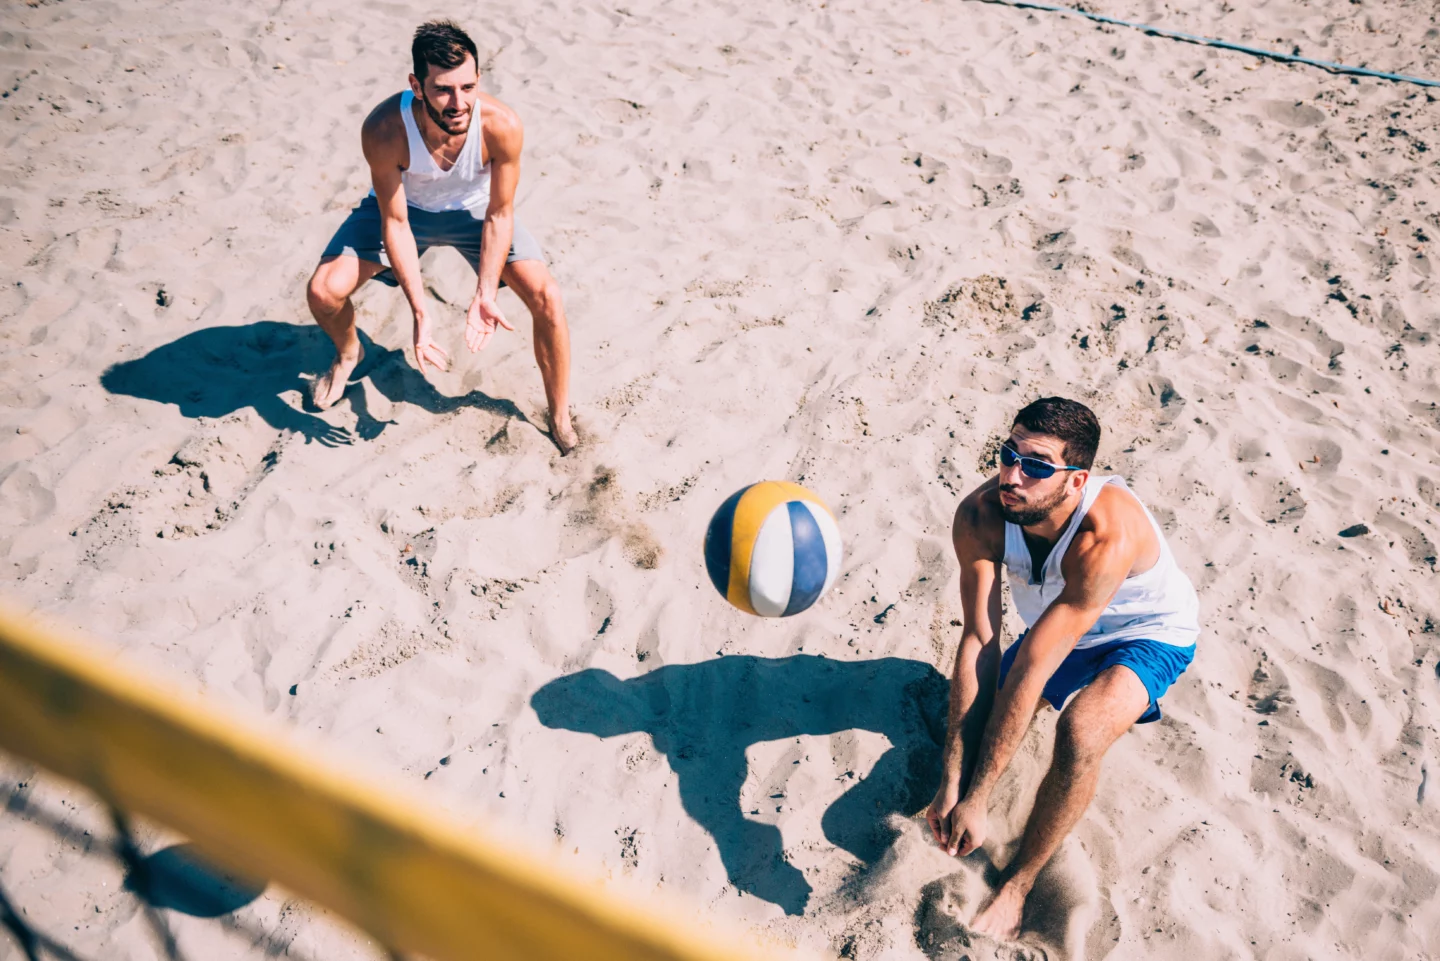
xmin=998 ymin=635 xmax=1195 ymax=723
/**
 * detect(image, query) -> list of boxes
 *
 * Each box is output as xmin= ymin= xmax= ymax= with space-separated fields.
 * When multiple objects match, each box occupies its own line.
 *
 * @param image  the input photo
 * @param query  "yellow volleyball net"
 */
xmin=0 ymin=603 xmax=794 ymax=961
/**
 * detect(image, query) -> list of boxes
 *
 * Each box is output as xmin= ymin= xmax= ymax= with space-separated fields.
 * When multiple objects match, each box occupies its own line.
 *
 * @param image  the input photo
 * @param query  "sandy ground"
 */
xmin=2 ymin=0 xmax=1439 ymax=958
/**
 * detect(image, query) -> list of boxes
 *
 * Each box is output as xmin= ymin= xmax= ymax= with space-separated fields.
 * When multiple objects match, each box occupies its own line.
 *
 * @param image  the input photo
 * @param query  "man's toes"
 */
xmin=313 ymin=355 xmax=363 ymax=410
xmin=312 ymin=378 xmax=343 ymax=410
xmin=971 ymin=890 xmax=1023 ymax=941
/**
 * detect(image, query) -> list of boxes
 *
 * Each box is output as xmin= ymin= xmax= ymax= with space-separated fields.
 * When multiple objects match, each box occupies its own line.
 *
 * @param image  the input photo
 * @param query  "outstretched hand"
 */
xmin=413 ymin=309 xmax=450 ymax=376
xmin=466 ymin=295 xmax=514 ymax=352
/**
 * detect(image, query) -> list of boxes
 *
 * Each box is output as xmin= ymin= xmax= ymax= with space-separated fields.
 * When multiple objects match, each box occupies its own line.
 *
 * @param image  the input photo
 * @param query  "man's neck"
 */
xmin=1022 ymin=491 xmax=1084 ymax=546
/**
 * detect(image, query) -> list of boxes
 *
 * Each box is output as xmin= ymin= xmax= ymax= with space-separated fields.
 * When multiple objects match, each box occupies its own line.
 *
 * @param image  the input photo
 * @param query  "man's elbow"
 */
xmin=958 ymin=632 xmax=999 ymax=659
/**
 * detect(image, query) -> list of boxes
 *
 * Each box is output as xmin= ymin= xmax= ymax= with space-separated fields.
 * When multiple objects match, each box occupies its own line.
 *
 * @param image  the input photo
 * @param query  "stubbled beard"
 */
xmin=998 ymin=486 xmax=1067 ymax=527
xmin=421 ymin=93 xmax=469 ymax=134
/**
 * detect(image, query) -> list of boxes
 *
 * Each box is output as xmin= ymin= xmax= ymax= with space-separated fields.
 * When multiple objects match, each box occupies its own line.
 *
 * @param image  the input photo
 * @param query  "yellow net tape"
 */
xmin=0 ymin=604 xmax=792 ymax=961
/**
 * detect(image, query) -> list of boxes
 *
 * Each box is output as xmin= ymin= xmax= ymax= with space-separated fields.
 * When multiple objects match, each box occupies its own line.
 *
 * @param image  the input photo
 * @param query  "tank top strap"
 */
xmin=465 ymin=97 xmax=485 ymax=170
xmin=1043 ymin=475 xmax=1113 ymax=577
xmin=399 ymin=90 xmax=435 ymax=175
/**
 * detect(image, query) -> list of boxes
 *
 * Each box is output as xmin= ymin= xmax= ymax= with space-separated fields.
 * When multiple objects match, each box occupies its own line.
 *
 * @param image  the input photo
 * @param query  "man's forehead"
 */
xmin=1007 ymin=425 xmax=1065 ymax=457
xmin=426 ymin=60 xmax=479 ymax=85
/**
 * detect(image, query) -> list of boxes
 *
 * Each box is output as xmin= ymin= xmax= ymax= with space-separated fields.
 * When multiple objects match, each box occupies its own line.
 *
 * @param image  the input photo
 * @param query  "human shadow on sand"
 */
xmin=531 ymin=655 xmax=948 ymax=916
xmin=101 ymin=321 xmax=526 ymax=446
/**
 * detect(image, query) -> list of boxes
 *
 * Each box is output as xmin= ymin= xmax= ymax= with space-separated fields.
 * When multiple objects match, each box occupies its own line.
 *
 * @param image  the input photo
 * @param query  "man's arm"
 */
xmin=946 ymin=515 xmax=1138 ymax=856
xmin=465 ymin=101 xmax=523 ymax=352
xmin=363 ymin=103 xmax=447 ymax=374
xmin=927 ymin=484 xmax=1004 ymax=848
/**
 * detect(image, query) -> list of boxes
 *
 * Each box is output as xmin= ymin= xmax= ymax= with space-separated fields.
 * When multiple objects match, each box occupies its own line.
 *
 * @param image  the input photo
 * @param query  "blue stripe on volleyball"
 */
xmin=704 ymin=486 xmax=745 ymax=600
xmin=782 ymin=500 xmax=828 ymax=616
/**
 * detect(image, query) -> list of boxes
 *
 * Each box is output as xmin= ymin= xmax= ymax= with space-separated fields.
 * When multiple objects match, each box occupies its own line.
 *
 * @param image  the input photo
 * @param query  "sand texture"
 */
xmin=2 ymin=0 xmax=1439 ymax=958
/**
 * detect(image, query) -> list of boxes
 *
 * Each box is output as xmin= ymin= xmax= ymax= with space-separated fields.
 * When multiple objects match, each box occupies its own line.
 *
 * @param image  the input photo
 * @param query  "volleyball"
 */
xmin=703 ymin=481 xmax=842 ymax=617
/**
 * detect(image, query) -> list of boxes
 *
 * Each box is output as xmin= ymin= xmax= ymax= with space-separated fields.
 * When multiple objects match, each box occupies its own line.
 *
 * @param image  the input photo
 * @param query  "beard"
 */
xmin=997 ymin=484 xmax=1068 ymax=527
xmin=421 ymin=93 xmax=470 ymax=135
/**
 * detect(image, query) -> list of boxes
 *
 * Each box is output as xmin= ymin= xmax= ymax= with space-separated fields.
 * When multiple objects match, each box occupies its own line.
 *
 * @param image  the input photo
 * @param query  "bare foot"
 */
xmin=971 ymin=881 xmax=1028 ymax=941
xmin=312 ymin=345 xmax=364 ymax=410
xmin=548 ymin=411 xmax=579 ymax=456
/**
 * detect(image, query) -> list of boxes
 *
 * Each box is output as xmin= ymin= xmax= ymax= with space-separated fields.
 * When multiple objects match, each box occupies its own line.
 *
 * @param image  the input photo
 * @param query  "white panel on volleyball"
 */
xmin=748 ymin=505 xmax=796 ymax=617
xmin=803 ymin=502 xmax=844 ymax=595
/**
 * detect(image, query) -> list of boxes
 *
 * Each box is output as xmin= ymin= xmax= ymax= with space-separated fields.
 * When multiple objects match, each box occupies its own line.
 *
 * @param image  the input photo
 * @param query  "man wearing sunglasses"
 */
xmin=926 ymin=397 xmax=1199 ymax=940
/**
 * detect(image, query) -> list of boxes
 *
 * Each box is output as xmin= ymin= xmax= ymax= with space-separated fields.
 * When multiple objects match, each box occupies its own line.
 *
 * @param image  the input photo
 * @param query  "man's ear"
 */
xmin=407 ymin=73 xmax=423 ymax=98
xmin=1071 ymin=469 xmax=1090 ymax=493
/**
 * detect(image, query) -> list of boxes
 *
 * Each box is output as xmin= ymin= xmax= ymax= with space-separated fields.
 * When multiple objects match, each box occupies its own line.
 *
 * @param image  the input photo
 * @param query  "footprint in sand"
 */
xmin=562 ymin=466 xmax=664 ymax=570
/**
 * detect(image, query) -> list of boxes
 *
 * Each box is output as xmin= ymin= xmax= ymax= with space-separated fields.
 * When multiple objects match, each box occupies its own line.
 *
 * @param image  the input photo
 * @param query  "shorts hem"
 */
xmin=999 ymin=635 xmax=1195 ymax=724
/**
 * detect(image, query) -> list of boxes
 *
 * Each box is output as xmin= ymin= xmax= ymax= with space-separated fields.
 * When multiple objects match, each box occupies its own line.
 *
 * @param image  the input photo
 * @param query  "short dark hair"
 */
xmin=1013 ymin=397 xmax=1101 ymax=469
xmin=412 ymin=20 xmax=478 ymax=83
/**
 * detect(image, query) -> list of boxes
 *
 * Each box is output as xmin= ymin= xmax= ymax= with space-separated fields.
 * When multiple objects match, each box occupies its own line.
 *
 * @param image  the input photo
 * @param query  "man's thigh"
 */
xmin=1055 ymin=665 xmax=1152 ymax=755
xmin=320 ymin=197 xmax=389 ymax=268
xmin=447 ymin=214 xmax=546 ymax=283
xmin=500 ymin=258 xmax=560 ymax=315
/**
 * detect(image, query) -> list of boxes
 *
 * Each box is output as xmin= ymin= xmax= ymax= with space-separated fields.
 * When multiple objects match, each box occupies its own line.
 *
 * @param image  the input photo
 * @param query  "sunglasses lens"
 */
xmin=1001 ymin=444 xmax=1055 ymax=479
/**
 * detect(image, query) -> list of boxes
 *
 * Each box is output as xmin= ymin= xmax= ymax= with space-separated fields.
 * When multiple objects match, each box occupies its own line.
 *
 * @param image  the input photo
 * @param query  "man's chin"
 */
xmin=999 ymin=504 xmax=1052 ymax=527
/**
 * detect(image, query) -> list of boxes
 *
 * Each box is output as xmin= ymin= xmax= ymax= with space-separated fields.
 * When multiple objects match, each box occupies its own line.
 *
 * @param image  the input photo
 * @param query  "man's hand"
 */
xmin=931 ymin=791 xmax=988 ymax=857
xmin=926 ymin=780 xmax=962 ymax=849
xmin=465 ymin=295 xmax=515 ymax=352
xmin=413 ymin=308 xmax=449 ymax=376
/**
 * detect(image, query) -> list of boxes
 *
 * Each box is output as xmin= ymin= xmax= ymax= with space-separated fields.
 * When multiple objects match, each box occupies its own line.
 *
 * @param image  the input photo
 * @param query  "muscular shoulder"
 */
xmin=361 ymin=93 xmax=407 ymax=166
xmin=953 ymin=477 xmax=1005 ymax=563
xmin=1077 ymin=483 xmax=1151 ymax=542
xmin=480 ymin=93 xmax=523 ymax=160
xmin=1067 ymin=483 xmax=1157 ymax=583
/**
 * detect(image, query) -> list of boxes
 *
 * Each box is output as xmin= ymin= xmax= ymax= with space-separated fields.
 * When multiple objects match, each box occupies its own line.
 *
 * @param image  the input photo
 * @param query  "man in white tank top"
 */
xmin=925 ymin=397 xmax=1199 ymax=941
xmin=307 ymin=21 xmax=577 ymax=454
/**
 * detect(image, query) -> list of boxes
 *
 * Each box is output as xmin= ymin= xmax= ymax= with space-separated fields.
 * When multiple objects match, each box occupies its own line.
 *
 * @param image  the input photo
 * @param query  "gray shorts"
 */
xmin=320 ymin=195 xmax=545 ymax=288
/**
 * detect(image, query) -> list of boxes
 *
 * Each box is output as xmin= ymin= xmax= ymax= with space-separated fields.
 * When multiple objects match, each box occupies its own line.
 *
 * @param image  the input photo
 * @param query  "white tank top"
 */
xmin=393 ymin=89 xmax=491 ymax=214
xmin=1002 ymin=476 xmax=1200 ymax=650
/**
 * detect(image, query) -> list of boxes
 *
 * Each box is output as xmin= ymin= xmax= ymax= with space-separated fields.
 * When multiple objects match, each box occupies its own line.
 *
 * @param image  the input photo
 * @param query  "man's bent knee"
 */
xmin=1053 ymin=710 xmax=1113 ymax=770
xmin=505 ymin=262 xmax=563 ymax=325
xmin=308 ymin=258 xmax=363 ymax=319
xmin=530 ymin=279 xmax=565 ymax=326
xmin=307 ymin=277 xmax=344 ymax=319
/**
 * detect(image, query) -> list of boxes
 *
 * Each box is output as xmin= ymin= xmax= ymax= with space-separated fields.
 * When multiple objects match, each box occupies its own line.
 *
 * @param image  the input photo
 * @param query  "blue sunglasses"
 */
xmin=999 ymin=443 xmax=1083 ymax=480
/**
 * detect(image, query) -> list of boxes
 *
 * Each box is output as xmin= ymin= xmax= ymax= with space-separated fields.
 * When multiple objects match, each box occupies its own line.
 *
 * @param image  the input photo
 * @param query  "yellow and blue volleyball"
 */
xmin=704 ymin=481 xmax=843 ymax=617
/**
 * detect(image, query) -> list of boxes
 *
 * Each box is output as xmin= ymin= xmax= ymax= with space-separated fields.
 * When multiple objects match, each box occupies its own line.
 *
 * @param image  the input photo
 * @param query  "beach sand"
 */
xmin=2 ymin=0 xmax=1438 ymax=957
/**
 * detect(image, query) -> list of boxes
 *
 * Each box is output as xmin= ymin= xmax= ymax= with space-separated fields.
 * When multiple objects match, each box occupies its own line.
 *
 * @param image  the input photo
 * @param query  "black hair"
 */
xmin=1013 ymin=397 xmax=1101 ymax=469
xmin=411 ymin=20 xmax=478 ymax=83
